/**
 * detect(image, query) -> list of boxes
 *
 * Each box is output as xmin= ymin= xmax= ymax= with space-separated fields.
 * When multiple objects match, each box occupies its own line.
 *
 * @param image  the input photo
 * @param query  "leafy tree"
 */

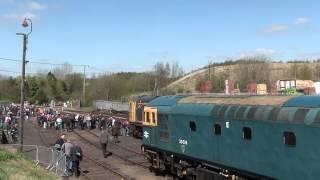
xmin=25 ymin=76 xmax=40 ymax=103
xmin=34 ymin=88 xmax=48 ymax=105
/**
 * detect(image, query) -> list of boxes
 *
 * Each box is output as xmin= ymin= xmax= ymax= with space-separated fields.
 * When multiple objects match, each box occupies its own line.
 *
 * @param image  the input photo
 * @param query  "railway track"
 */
xmin=60 ymin=110 xmax=150 ymax=169
xmin=35 ymin=119 xmax=128 ymax=180
xmin=82 ymin=155 xmax=132 ymax=180
xmin=72 ymin=130 xmax=149 ymax=169
xmin=72 ymin=130 xmax=138 ymax=179
xmin=35 ymin=122 xmax=92 ymax=180
xmin=85 ymin=130 xmax=142 ymax=157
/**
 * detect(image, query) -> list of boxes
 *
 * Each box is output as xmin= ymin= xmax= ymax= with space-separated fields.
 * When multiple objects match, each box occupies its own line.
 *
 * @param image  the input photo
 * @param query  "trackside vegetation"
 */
xmin=0 ymin=148 xmax=57 ymax=180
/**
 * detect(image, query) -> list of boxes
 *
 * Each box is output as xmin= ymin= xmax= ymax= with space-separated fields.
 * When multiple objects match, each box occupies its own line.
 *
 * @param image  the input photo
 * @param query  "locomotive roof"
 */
xmin=282 ymin=96 xmax=320 ymax=108
xmin=178 ymin=95 xmax=294 ymax=106
xmin=134 ymin=95 xmax=158 ymax=103
xmin=148 ymin=95 xmax=185 ymax=106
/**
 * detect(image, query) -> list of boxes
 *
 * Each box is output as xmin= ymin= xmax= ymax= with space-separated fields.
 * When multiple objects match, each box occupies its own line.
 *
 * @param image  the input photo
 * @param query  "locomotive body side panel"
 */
xmin=143 ymin=95 xmax=320 ymax=179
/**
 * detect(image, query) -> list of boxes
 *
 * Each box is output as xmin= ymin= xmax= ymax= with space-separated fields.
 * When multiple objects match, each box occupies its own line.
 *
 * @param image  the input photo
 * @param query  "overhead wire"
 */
xmin=0 ymin=57 xmax=20 ymax=62
xmin=0 ymin=57 xmax=86 ymax=67
xmin=0 ymin=57 xmax=114 ymax=76
xmin=87 ymin=66 xmax=108 ymax=73
xmin=0 ymin=69 xmax=20 ymax=74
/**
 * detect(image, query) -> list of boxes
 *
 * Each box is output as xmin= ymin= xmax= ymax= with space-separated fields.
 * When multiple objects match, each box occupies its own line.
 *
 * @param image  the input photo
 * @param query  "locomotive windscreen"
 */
xmin=136 ymin=104 xmax=144 ymax=122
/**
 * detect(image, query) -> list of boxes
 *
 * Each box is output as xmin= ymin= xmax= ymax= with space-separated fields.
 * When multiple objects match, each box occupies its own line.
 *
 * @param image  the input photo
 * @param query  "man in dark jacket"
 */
xmin=112 ymin=119 xmax=121 ymax=143
xmin=9 ymin=123 xmax=18 ymax=143
xmin=64 ymin=115 xmax=71 ymax=132
xmin=54 ymin=134 xmax=65 ymax=151
xmin=99 ymin=128 xmax=109 ymax=158
xmin=98 ymin=117 xmax=107 ymax=130
xmin=70 ymin=142 xmax=83 ymax=177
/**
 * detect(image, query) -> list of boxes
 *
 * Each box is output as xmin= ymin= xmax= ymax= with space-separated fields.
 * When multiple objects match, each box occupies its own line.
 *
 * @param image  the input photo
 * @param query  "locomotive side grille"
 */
xmin=158 ymin=114 xmax=169 ymax=142
xmin=314 ymin=110 xmax=320 ymax=124
xmin=218 ymin=105 xmax=228 ymax=120
xmin=277 ymin=108 xmax=291 ymax=122
xmin=211 ymin=105 xmax=222 ymax=118
xmin=268 ymin=107 xmax=281 ymax=121
xmin=293 ymin=109 xmax=309 ymax=123
xmin=247 ymin=106 xmax=258 ymax=120
xmin=159 ymin=131 xmax=169 ymax=140
xmin=236 ymin=106 xmax=247 ymax=120
xmin=227 ymin=106 xmax=238 ymax=119
xmin=254 ymin=106 xmax=268 ymax=121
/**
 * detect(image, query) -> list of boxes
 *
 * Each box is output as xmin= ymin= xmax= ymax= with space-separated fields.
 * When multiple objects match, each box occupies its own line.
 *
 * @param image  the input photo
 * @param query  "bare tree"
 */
xmin=237 ymin=56 xmax=271 ymax=90
xmin=53 ymin=62 xmax=73 ymax=80
xmin=170 ymin=61 xmax=184 ymax=78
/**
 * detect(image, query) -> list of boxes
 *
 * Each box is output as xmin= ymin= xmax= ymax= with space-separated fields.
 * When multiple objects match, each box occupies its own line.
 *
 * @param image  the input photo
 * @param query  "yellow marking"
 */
xmin=143 ymin=106 xmax=157 ymax=126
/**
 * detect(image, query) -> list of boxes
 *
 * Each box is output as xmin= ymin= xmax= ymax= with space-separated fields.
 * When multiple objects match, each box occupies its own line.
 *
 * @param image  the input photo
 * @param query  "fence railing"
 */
xmin=0 ymin=144 xmax=68 ymax=177
xmin=93 ymin=100 xmax=129 ymax=111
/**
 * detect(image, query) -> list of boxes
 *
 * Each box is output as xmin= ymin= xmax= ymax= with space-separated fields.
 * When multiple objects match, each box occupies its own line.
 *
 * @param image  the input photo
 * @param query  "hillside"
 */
xmin=166 ymin=61 xmax=320 ymax=93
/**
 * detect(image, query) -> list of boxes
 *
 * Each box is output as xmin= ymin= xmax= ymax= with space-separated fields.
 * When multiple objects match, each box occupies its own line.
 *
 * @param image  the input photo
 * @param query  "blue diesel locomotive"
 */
xmin=142 ymin=95 xmax=320 ymax=179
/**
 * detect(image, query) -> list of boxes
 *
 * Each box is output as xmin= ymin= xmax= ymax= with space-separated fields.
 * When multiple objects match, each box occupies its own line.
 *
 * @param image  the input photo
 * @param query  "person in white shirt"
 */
xmin=111 ymin=117 xmax=115 ymax=126
xmin=75 ymin=114 xmax=79 ymax=128
xmin=4 ymin=115 xmax=11 ymax=130
xmin=56 ymin=116 xmax=62 ymax=130
xmin=85 ymin=114 xmax=92 ymax=129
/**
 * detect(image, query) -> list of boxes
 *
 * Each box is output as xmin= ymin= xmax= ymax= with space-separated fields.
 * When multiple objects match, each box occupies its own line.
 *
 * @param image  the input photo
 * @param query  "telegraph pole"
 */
xmin=16 ymin=18 xmax=32 ymax=152
xmin=82 ymin=65 xmax=87 ymax=106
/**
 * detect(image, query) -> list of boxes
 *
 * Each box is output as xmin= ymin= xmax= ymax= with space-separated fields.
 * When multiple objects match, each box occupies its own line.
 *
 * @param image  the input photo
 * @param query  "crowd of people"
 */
xmin=39 ymin=108 xmax=131 ymax=177
xmin=36 ymin=108 xmax=130 ymax=139
xmin=1 ymin=103 xmax=131 ymax=178
xmin=48 ymin=112 xmax=131 ymax=177
xmin=0 ymin=103 xmax=35 ymax=143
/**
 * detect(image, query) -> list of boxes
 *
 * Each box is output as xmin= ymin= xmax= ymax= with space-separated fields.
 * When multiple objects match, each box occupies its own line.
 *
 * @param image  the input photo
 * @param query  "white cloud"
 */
xmin=294 ymin=17 xmax=309 ymax=25
xmin=264 ymin=24 xmax=287 ymax=33
xmin=26 ymin=1 xmax=47 ymax=11
xmin=0 ymin=1 xmax=46 ymax=23
xmin=239 ymin=48 xmax=276 ymax=59
xmin=1 ymin=12 xmax=38 ymax=21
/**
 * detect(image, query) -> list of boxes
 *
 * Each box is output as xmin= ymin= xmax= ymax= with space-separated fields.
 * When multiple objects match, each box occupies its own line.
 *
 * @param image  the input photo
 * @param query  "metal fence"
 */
xmin=0 ymin=144 xmax=68 ymax=177
xmin=47 ymin=148 xmax=68 ymax=176
xmin=93 ymin=100 xmax=129 ymax=111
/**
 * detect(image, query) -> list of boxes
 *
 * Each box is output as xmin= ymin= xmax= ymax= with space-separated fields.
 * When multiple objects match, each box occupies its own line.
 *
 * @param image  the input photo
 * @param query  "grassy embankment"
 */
xmin=0 ymin=148 xmax=58 ymax=180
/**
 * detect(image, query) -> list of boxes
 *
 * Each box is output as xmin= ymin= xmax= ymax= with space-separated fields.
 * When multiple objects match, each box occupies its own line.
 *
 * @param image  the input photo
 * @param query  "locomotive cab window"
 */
xmin=243 ymin=127 xmax=252 ymax=140
xmin=143 ymin=107 xmax=157 ymax=126
xmin=146 ymin=112 xmax=150 ymax=123
xmin=152 ymin=112 xmax=156 ymax=124
xmin=283 ymin=131 xmax=296 ymax=147
xmin=213 ymin=124 xmax=221 ymax=135
xmin=190 ymin=121 xmax=196 ymax=132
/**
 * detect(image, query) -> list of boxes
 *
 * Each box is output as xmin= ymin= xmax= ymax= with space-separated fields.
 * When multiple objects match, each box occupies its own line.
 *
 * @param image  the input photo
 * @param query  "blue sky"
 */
xmin=0 ymin=0 xmax=319 ymax=76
